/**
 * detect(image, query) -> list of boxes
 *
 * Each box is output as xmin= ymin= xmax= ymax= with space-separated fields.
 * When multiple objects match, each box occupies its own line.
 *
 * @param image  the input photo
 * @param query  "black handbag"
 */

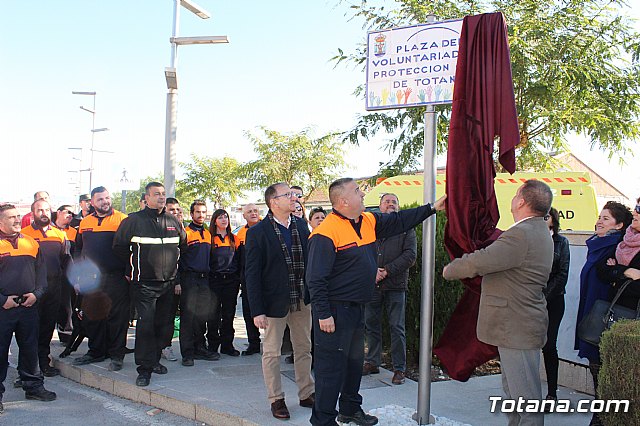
xmin=577 ymin=280 xmax=640 ymax=346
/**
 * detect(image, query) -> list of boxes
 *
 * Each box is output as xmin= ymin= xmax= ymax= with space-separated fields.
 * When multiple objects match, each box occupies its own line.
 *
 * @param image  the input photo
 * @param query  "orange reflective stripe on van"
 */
xmin=365 ymin=172 xmax=598 ymax=232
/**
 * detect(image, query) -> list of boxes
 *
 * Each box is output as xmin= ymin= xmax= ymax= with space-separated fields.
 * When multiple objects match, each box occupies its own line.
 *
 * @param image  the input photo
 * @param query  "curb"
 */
xmin=53 ymin=359 xmax=259 ymax=426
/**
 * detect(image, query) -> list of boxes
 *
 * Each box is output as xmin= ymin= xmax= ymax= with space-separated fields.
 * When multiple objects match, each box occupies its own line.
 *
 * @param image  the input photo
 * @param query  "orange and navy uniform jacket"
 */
xmin=0 ymin=233 xmax=47 ymax=306
xmin=21 ymin=224 xmax=71 ymax=280
xmin=235 ymin=224 xmax=253 ymax=284
xmin=180 ymin=222 xmax=211 ymax=273
xmin=54 ymin=224 xmax=78 ymax=257
xmin=235 ymin=225 xmax=249 ymax=247
xmin=77 ymin=210 xmax=128 ymax=274
xmin=306 ymin=204 xmax=435 ymax=320
xmin=210 ymin=232 xmax=240 ymax=275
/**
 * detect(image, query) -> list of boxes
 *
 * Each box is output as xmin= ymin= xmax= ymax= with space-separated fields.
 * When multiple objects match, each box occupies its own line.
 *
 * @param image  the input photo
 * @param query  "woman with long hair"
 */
xmin=207 ymin=209 xmax=241 ymax=356
xmin=575 ymin=201 xmax=632 ymax=426
xmin=542 ymin=208 xmax=570 ymax=402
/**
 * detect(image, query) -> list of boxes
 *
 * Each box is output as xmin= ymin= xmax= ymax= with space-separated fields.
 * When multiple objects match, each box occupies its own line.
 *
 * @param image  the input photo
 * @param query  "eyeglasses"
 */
xmin=635 ymin=204 xmax=640 ymax=214
xmin=274 ymin=192 xmax=299 ymax=200
xmin=295 ymin=206 xmax=303 ymax=212
xmin=292 ymin=193 xmax=303 ymax=199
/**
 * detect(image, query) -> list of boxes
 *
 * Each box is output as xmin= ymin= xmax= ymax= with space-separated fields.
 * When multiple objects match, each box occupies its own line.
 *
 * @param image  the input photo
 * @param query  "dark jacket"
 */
xmin=21 ymin=224 xmax=71 ymax=280
xmin=245 ymin=215 xmax=310 ymax=318
xmin=0 ymin=233 xmax=48 ymax=306
xmin=112 ymin=206 xmax=186 ymax=283
xmin=77 ymin=210 xmax=128 ymax=274
xmin=544 ymin=233 xmax=570 ymax=300
xmin=597 ymin=250 xmax=640 ymax=311
xmin=307 ymin=205 xmax=435 ymax=320
xmin=376 ymin=229 xmax=417 ymax=291
xmin=575 ymin=232 xmax=623 ymax=362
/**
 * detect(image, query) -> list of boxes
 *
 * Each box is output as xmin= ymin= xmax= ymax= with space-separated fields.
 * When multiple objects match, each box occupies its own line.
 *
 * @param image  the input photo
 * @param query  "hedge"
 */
xmin=599 ymin=319 xmax=640 ymax=426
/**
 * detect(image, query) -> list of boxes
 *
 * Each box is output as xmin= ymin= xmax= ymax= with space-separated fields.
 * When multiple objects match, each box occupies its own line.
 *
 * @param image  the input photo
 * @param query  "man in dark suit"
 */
xmin=245 ymin=183 xmax=315 ymax=420
xmin=443 ymin=180 xmax=554 ymax=426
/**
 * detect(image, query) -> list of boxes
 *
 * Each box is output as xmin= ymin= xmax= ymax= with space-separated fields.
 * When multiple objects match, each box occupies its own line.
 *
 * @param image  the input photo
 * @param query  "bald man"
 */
xmin=21 ymin=191 xmax=50 ymax=229
xmin=236 ymin=203 xmax=262 ymax=355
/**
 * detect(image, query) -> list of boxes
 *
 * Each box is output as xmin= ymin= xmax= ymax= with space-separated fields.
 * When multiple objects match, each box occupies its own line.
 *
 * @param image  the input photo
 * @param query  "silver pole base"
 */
xmin=412 ymin=411 xmax=436 ymax=425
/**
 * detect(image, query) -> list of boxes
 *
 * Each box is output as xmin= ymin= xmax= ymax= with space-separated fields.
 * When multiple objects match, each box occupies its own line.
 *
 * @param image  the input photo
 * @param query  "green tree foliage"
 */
xmin=243 ymin=127 xmax=346 ymax=196
xmin=179 ymin=155 xmax=249 ymax=209
xmin=111 ymin=188 xmax=143 ymax=214
xmin=334 ymin=0 xmax=640 ymax=172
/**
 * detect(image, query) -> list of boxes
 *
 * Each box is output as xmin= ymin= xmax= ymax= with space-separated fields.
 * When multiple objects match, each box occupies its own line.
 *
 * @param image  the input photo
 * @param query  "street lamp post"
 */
xmin=163 ymin=0 xmax=228 ymax=197
xmin=67 ymin=147 xmax=84 ymax=197
xmin=72 ymin=91 xmax=110 ymax=192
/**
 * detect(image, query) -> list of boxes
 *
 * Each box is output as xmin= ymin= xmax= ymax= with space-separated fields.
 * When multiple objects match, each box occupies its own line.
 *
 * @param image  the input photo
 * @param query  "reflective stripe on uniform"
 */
xmin=130 ymin=236 xmax=181 ymax=244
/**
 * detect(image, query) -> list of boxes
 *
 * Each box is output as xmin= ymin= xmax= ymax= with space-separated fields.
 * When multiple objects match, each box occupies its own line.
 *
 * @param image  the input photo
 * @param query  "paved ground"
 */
xmin=3 ymin=345 xmax=201 ymax=425
xmin=6 ymin=300 xmax=596 ymax=425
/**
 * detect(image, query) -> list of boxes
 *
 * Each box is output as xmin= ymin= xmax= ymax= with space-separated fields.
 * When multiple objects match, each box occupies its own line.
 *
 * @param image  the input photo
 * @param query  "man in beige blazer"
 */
xmin=443 ymin=180 xmax=554 ymax=426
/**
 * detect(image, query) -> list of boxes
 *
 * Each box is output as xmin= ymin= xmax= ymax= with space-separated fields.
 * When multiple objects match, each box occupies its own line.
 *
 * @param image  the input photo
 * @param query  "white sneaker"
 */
xmin=161 ymin=346 xmax=178 ymax=361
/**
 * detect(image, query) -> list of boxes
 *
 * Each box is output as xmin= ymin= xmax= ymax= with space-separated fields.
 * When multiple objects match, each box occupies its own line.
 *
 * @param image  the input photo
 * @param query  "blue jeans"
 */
xmin=364 ymin=289 xmax=406 ymax=371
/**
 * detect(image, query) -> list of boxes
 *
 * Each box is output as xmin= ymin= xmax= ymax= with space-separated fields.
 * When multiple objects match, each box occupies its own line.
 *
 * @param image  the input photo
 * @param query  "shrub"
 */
xmin=599 ymin=320 xmax=640 ymax=426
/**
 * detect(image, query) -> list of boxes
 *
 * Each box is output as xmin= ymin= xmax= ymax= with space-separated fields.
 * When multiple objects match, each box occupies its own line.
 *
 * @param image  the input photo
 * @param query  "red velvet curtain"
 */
xmin=433 ymin=12 xmax=519 ymax=382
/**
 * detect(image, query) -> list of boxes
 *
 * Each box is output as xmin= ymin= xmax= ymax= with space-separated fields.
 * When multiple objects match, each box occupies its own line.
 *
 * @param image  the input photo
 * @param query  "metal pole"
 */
xmin=89 ymin=94 xmax=96 ymax=192
xmin=170 ymin=0 xmax=180 ymax=69
xmin=121 ymin=190 xmax=127 ymax=213
xmin=415 ymin=14 xmax=438 ymax=425
xmin=164 ymin=0 xmax=180 ymax=197
xmin=164 ymin=90 xmax=178 ymax=197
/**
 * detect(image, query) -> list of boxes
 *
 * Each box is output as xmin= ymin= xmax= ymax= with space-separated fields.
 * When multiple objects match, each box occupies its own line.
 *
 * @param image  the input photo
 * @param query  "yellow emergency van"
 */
xmin=364 ymin=172 xmax=598 ymax=231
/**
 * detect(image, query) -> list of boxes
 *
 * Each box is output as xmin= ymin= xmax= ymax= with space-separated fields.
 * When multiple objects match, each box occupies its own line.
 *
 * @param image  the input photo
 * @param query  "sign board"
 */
xmin=106 ymin=165 xmax=140 ymax=192
xmin=365 ymin=19 xmax=463 ymax=110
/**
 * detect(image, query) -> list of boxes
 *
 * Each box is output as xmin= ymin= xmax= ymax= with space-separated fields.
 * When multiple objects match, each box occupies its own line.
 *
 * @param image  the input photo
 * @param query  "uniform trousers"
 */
xmin=56 ymin=277 xmax=75 ymax=344
xmin=133 ymin=280 xmax=175 ymax=376
xmin=83 ymin=273 xmax=130 ymax=360
xmin=162 ymin=292 xmax=180 ymax=348
xmin=311 ymin=302 xmax=365 ymax=426
xmin=179 ymin=272 xmax=212 ymax=358
xmin=207 ymin=274 xmax=240 ymax=351
xmin=0 ymin=306 xmax=44 ymax=400
xmin=37 ymin=275 xmax=61 ymax=370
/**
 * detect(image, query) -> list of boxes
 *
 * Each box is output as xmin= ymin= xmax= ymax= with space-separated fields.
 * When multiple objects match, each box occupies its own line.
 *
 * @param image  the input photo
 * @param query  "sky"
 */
xmin=1 ymin=0 xmax=639 ymax=207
